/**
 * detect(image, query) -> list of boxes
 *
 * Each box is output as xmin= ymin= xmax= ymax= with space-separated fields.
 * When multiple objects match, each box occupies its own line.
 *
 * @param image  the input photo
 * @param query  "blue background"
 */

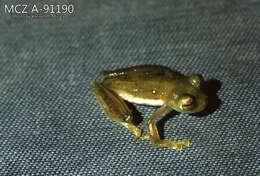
xmin=0 ymin=0 xmax=259 ymax=175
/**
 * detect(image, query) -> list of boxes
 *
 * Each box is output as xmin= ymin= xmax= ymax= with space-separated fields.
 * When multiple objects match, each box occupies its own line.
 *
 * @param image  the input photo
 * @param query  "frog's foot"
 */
xmin=144 ymin=105 xmax=191 ymax=150
xmin=133 ymin=132 xmax=141 ymax=141
xmin=121 ymin=122 xmax=142 ymax=141
xmin=140 ymin=135 xmax=150 ymax=140
xmin=140 ymin=135 xmax=190 ymax=150
xmin=152 ymin=139 xmax=190 ymax=151
xmin=169 ymin=140 xmax=190 ymax=150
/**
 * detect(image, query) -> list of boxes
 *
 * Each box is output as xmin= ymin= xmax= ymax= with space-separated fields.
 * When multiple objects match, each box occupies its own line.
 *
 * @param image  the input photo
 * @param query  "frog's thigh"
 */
xmin=145 ymin=105 xmax=190 ymax=150
xmin=91 ymin=82 xmax=141 ymax=140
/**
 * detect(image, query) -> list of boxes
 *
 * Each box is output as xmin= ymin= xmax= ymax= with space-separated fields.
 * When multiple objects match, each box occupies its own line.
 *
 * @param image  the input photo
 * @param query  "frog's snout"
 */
xmin=196 ymin=94 xmax=208 ymax=112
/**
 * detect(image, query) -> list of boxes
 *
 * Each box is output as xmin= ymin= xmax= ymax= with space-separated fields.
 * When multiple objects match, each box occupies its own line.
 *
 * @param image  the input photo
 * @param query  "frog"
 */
xmin=91 ymin=65 xmax=208 ymax=150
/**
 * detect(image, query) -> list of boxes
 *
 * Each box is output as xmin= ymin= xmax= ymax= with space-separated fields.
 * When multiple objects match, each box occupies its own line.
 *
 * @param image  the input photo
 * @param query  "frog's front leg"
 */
xmin=142 ymin=105 xmax=190 ymax=150
xmin=91 ymin=82 xmax=142 ymax=140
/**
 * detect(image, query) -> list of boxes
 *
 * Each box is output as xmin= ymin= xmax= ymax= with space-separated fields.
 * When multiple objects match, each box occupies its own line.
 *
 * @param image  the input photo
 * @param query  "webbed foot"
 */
xmin=161 ymin=140 xmax=190 ymax=151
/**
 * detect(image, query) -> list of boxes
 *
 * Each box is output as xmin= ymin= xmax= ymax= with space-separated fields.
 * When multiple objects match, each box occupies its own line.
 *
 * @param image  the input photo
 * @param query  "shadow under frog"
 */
xmin=91 ymin=65 xmax=220 ymax=150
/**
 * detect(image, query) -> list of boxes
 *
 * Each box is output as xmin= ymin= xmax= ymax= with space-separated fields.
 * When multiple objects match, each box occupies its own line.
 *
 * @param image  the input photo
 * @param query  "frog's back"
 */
xmin=101 ymin=65 xmax=183 ymax=106
xmin=100 ymin=65 xmax=181 ymax=79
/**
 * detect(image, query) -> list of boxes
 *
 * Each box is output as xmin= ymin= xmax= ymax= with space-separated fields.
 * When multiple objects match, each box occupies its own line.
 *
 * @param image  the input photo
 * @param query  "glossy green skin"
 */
xmin=91 ymin=65 xmax=208 ymax=150
xmin=102 ymin=65 xmax=207 ymax=113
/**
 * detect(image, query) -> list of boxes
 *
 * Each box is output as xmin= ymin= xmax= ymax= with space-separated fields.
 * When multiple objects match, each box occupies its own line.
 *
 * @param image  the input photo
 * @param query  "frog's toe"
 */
xmin=176 ymin=143 xmax=184 ymax=151
xmin=133 ymin=128 xmax=142 ymax=141
xmin=182 ymin=140 xmax=190 ymax=147
xmin=167 ymin=142 xmax=182 ymax=150
xmin=169 ymin=140 xmax=190 ymax=150
xmin=134 ymin=135 xmax=140 ymax=141
xmin=140 ymin=135 xmax=150 ymax=140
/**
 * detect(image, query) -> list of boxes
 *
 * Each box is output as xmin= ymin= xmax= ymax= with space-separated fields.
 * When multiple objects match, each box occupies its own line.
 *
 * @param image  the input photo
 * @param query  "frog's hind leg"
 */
xmin=143 ymin=105 xmax=190 ymax=150
xmin=91 ymin=82 xmax=142 ymax=140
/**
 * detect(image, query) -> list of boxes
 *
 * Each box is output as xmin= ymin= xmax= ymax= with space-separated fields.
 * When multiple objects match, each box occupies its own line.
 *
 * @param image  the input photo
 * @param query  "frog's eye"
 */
xmin=179 ymin=94 xmax=195 ymax=110
xmin=189 ymin=74 xmax=204 ymax=89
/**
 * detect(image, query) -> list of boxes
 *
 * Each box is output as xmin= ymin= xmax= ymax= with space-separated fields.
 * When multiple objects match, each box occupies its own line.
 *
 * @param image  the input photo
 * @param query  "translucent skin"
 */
xmin=91 ymin=65 xmax=208 ymax=150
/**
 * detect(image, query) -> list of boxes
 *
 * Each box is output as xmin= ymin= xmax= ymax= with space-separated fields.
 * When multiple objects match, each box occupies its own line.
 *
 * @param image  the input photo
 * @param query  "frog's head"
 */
xmin=167 ymin=74 xmax=208 ymax=114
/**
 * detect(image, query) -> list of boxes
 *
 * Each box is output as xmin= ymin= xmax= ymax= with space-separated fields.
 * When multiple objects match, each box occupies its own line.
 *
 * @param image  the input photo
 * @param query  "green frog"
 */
xmin=91 ymin=65 xmax=207 ymax=150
